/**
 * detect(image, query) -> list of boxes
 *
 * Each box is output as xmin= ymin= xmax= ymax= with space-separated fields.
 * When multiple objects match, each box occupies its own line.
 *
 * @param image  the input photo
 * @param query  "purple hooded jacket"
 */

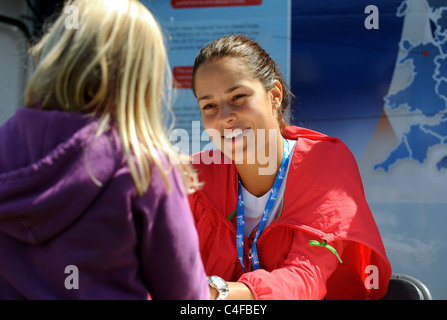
xmin=0 ymin=108 xmax=209 ymax=300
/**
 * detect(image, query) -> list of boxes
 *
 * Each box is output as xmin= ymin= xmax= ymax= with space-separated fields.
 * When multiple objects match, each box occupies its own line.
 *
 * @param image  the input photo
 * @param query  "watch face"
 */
xmin=212 ymin=276 xmax=226 ymax=288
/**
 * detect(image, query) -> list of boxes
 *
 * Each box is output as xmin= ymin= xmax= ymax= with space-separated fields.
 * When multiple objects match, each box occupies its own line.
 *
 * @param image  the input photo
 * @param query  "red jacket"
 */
xmin=189 ymin=126 xmax=391 ymax=300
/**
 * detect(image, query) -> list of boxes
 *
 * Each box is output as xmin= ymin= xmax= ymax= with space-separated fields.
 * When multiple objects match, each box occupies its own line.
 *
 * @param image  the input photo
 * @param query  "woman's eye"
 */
xmin=202 ymin=104 xmax=215 ymax=110
xmin=232 ymin=94 xmax=245 ymax=101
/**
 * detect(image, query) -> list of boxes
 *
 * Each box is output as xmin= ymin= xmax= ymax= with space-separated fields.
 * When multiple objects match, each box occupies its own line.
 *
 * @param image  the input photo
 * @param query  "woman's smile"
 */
xmin=223 ymin=128 xmax=251 ymax=141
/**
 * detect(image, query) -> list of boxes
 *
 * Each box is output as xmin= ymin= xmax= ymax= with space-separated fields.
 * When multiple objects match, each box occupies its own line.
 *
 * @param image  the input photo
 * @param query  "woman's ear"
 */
xmin=270 ymin=80 xmax=283 ymax=110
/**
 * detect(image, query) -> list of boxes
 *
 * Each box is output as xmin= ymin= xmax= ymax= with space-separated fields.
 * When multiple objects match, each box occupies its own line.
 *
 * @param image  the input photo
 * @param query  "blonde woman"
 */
xmin=0 ymin=0 xmax=208 ymax=300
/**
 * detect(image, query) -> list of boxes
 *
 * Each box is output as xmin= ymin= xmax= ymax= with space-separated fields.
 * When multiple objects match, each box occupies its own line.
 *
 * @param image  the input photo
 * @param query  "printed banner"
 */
xmin=143 ymin=0 xmax=290 ymax=154
xmin=171 ymin=0 xmax=263 ymax=9
xmin=145 ymin=0 xmax=447 ymax=299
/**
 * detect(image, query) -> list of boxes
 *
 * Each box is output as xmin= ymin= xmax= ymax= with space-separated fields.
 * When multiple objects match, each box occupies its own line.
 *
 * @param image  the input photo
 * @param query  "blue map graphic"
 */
xmin=375 ymin=0 xmax=447 ymax=172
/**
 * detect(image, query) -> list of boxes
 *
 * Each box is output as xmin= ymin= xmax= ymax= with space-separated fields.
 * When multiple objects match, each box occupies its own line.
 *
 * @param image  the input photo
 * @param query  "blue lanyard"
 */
xmin=236 ymin=138 xmax=290 ymax=272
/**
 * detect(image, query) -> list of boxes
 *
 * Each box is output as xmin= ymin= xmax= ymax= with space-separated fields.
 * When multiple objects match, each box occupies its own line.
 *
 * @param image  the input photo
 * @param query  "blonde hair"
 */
xmin=25 ymin=0 xmax=198 ymax=195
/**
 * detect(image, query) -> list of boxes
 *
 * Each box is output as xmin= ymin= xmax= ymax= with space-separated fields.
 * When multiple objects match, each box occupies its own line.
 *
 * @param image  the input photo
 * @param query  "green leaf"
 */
xmin=309 ymin=240 xmax=343 ymax=264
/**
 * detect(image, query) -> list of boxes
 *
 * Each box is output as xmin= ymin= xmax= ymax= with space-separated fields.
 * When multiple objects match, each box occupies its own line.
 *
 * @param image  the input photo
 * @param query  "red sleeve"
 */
xmin=238 ymin=230 xmax=344 ymax=300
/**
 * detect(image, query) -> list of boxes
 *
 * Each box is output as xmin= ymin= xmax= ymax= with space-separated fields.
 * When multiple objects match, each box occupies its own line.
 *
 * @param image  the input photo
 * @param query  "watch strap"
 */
xmin=207 ymin=275 xmax=229 ymax=300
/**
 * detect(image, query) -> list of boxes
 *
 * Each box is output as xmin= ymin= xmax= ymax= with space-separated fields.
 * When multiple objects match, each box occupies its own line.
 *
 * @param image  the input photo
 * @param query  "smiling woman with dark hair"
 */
xmin=189 ymin=34 xmax=392 ymax=300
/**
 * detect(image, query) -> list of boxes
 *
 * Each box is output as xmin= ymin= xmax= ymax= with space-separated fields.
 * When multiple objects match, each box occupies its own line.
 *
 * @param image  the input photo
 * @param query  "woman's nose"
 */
xmin=218 ymin=103 xmax=236 ymax=126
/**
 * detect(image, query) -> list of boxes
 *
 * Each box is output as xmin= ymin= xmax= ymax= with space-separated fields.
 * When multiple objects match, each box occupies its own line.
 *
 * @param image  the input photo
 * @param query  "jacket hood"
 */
xmin=0 ymin=108 xmax=123 ymax=245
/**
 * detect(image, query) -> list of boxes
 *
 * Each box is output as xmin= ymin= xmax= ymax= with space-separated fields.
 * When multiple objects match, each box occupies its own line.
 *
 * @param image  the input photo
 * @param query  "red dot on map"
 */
xmin=423 ymin=50 xmax=429 ymax=56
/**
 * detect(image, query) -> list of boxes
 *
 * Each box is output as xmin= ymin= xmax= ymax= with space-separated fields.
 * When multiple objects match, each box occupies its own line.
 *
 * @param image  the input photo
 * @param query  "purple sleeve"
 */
xmin=135 ymin=164 xmax=209 ymax=300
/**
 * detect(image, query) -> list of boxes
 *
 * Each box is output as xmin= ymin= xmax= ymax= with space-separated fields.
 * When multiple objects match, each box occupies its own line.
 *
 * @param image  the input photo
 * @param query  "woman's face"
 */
xmin=194 ymin=57 xmax=282 ymax=163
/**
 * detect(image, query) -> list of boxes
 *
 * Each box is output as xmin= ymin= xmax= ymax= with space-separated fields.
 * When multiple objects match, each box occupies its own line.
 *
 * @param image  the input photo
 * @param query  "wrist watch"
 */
xmin=207 ymin=275 xmax=229 ymax=300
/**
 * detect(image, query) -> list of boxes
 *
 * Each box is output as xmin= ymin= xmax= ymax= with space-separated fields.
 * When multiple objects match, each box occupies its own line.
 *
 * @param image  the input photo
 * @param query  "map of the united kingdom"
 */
xmin=375 ymin=0 xmax=447 ymax=172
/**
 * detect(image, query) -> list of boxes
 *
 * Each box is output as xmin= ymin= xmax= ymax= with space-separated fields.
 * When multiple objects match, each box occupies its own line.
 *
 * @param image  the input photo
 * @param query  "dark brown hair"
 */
xmin=192 ymin=34 xmax=294 ymax=132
